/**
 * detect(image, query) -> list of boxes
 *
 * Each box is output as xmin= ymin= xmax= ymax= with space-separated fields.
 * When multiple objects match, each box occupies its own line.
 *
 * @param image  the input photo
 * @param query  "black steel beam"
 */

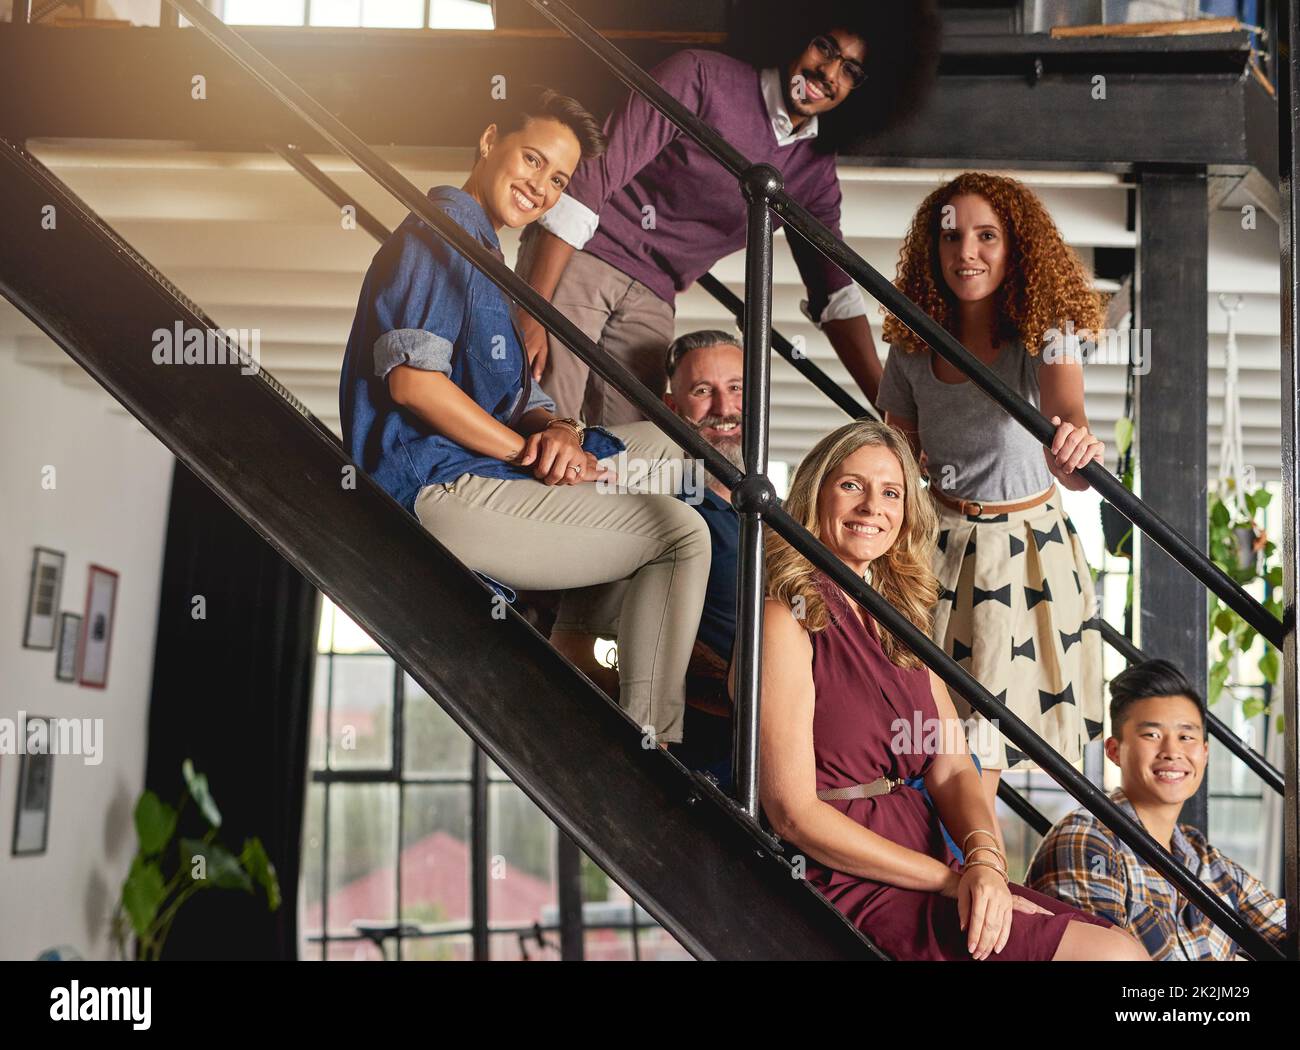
xmin=1276 ymin=0 xmax=1300 ymax=963
xmin=0 ymin=23 xmax=1276 ymax=176
xmin=555 ymin=833 xmax=585 ymax=961
xmin=1136 ymin=169 xmax=1211 ymax=833
xmin=0 ymin=139 xmax=880 ymax=961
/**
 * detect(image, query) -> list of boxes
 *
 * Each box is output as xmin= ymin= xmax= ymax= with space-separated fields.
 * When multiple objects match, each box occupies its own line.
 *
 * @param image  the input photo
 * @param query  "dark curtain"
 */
xmin=143 ymin=461 xmax=319 ymax=960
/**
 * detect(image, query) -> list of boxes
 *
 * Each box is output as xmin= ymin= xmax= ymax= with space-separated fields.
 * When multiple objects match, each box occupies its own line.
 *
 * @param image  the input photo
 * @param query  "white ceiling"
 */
xmin=1 ymin=140 xmax=1286 ymax=482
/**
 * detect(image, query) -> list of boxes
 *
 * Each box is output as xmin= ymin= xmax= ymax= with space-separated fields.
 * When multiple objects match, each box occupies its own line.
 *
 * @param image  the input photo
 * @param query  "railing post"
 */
xmin=731 ymin=164 xmax=782 ymax=818
xmin=1277 ymin=0 xmax=1300 ymax=963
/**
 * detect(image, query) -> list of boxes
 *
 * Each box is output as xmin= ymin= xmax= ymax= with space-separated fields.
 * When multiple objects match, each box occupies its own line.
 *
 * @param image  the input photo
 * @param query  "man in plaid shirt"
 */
xmin=1027 ymin=659 xmax=1285 ymax=960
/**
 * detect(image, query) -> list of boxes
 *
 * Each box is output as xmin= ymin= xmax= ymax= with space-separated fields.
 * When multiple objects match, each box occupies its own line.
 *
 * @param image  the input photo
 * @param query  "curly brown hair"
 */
xmin=881 ymin=172 xmax=1102 ymax=356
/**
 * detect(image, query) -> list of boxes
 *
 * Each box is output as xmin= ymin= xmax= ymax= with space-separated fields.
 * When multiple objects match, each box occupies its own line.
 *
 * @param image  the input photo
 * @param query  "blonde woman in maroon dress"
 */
xmin=759 ymin=420 xmax=1146 ymax=961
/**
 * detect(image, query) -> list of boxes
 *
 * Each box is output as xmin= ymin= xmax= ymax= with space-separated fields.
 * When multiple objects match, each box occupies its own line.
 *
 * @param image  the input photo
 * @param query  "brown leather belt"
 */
xmin=930 ymin=483 xmax=1056 ymax=519
xmin=817 ymin=776 xmax=903 ymax=801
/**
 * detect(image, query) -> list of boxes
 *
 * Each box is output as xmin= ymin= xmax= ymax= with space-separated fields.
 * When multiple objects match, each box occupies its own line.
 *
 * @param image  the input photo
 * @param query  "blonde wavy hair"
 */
xmin=881 ymin=172 xmax=1103 ymax=356
xmin=766 ymin=420 xmax=940 ymax=669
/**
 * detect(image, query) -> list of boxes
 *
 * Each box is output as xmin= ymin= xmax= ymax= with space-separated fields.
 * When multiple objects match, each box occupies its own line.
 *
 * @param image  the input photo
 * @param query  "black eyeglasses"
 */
xmin=810 ymin=34 xmax=866 ymax=89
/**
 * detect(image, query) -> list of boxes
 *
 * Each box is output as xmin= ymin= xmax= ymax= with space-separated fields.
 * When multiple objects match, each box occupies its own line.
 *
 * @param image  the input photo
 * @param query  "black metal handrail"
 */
xmin=161 ymin=0 xmax=1287 ymax=959
xmin=695 ymin=272 xmax=877 ymax=421
xmin=704 ymin=267 xmax=1286 ymax=796
xmin=1095 ymin=619 xmax=1285 ymax=795
xmin=271 ymin=140 xmax=1057 ymax=839
xmin=524 ymin=0 xmax=1285 ymax=655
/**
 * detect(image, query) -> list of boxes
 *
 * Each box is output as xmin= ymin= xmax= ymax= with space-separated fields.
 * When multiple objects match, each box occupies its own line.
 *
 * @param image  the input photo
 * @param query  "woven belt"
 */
xmin=817 ymin=776 xmax=903 ymax=801
xmin=930 ymin=484 xmax=1056 ymax=519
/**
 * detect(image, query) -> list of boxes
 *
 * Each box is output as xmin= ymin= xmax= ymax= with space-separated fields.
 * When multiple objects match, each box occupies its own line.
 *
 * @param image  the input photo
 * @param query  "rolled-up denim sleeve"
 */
xmin=374 ymin=328 xmax=454 ymax=379
xmin=370 ymin=224 xmax=472 ymax=382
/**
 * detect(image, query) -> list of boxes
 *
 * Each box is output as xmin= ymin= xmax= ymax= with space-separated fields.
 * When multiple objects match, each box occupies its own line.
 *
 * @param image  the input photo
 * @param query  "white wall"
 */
xmin=0 ymin=324 xmax=174 ymax=961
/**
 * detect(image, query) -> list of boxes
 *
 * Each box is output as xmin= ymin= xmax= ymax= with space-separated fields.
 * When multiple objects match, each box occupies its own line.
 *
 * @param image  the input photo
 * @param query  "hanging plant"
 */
xmin=1206 ymin=483 xmax=1284 ymax=720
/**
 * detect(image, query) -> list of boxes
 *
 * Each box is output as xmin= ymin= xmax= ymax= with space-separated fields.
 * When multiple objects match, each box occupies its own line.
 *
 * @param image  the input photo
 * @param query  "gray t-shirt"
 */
xmin=876 ymin=341 xmax=1054 ymax=502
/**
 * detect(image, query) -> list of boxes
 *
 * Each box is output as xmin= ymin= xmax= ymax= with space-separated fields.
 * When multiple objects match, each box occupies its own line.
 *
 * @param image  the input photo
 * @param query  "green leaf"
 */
xmin=122 ymin=856 xmax=166 ymax=937
xmin=1254 ymin=489 xmax=1273 ymax=508
xmin=1268 ymin=567 xmax=1284 ymax=587
xmin=1114 ymin=417 xmax=1134 ymax=457
xmin=1259 ymin=648 xmax=1280 ymax=684
xmin=180 ymin=838 xmax=252 ymax=892
xmin=134 ymin=791 xmax=177 ymax=857
xmin=1208 ymin=661 xmax=1229 ymax=705
xmin=1235 ymin=624 xmax=1257 ymax=652
xmin=1213 ymin=608 xmax=1235 ymax=636
xmin=182 ymin=759 xmax=222 ymax=828
xmin=1210 ymin=500 xmax=1231 ymax=528
xmin=1242 ymin=489 xmax=1256 ymax=513
xmin=241 ymin=837 xmax=282 ymax=912
xmin=1243 ymin=696 xmax=1266 ymax=720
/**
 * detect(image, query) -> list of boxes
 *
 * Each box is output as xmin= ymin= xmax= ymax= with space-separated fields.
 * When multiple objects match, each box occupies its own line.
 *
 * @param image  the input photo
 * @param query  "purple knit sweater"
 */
xmin=554 ymin=49 xmax=853 ymax=316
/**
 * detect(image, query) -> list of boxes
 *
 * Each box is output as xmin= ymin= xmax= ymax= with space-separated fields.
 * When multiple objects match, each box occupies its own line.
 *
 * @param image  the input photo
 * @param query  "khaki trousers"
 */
xmin=517 ymin=230 xmax=676 ymax=426
xmin=412 ymin=422 xmax=709 ymax=744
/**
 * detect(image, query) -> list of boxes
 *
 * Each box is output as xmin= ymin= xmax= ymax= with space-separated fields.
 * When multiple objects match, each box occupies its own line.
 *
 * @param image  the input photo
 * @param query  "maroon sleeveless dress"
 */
xmin=799 ymin=577 xmax=1111 ymax=961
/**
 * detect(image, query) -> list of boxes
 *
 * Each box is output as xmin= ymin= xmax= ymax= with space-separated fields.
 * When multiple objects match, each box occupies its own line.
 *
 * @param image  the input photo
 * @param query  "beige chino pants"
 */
xmin=517 ymin=231 xmax=676 ymax=426
xmin=412 ymin=422 xmax=709 ymax=744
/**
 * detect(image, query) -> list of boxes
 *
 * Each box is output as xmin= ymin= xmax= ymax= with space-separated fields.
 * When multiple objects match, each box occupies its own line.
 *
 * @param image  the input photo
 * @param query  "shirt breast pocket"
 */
xmin=466 ymin=293 xmax=523 ymax=376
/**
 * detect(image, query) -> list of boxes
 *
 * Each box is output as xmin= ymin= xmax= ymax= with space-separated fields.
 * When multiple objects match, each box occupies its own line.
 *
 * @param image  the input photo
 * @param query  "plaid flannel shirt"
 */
xmin=1026 ymin=788 xmax=1285 ymax=960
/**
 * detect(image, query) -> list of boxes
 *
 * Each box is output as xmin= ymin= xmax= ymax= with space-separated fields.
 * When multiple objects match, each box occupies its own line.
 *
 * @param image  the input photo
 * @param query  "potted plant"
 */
xmin=1206 ymin=483 xmax=1284 ymax=721
xmin=110 ymin=759 xmax=280 ymax=961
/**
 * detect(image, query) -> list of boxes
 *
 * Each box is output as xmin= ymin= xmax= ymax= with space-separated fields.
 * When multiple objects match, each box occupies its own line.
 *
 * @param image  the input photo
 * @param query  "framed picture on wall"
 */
xmin=78 ymin=565 xmax=119 ymax=690
xmin=22 ymin=547 xmax=65 ymax=650
xmin=55 ymin=613 xmax=82 ymax=683
xmin=12 ymin=724 xmax=53 ymax=856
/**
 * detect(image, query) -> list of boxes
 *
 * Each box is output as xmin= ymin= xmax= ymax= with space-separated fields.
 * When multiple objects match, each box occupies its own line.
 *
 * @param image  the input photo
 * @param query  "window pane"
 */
xmin=430 ymin=0 xmax=495 ymax=29
xmin=223 ymin=0 xmax=306 ymax=25
xmin=328 ymin=655 xmax=393 ymax=769
xmin=488 ymin=784 xmax=556 ymax=926
xmin=402 ymin=673 xmax=472 ymax=776
xmin=299 ymin=782 xmax=327 ymax=960
xmin=309 ymin=654 xmax=329 ymax=770
xmin=492 ymin=930 xmax=560 ymax=961
xmin=402 ymin=934 xmax=473 ymax=961
xmin=361 ymin=0 xmax=423 ymax=27
xmin=327 ymin=783 xmax=398 ymax=935
xmin=325 ymin=938 xmax=384 ymax=961
xmin=310 ymin=0 xmax=362 ymax=25
xmin=401 ymin=785 xmax=472 ymax=927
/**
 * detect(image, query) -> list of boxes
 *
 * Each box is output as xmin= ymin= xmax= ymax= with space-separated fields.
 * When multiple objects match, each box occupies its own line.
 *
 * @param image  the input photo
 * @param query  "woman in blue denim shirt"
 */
xmin=341 ymin=88 xmax=711 ymax=746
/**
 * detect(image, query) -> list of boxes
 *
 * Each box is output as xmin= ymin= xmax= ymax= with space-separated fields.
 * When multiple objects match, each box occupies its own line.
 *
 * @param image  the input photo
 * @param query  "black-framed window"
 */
xmin=299 ymin=597 xmax=691 ymax=960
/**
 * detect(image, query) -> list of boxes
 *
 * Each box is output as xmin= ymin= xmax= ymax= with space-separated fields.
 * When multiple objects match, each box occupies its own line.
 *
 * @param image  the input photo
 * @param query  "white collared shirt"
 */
xmin=759 ymin=66 xmax=819 ymax=147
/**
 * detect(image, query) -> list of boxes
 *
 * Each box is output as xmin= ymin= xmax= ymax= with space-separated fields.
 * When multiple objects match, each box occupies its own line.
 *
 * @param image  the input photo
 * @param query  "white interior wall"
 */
xmin=0 ymin=324 xmax=173 ymax=961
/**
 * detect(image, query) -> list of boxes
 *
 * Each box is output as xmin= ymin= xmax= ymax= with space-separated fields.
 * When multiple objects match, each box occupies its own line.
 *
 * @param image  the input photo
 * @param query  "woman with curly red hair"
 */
xmin=876 ymin=172 xmax=1106 ymax=823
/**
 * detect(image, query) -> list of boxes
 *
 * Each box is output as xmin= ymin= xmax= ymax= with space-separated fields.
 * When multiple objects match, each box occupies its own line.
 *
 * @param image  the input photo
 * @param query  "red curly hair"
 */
xmin=881 ymin=172 xmax=1102 ymax=356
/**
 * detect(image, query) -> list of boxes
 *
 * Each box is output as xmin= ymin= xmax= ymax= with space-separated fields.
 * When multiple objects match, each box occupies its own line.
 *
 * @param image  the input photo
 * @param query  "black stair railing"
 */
xmin=267 ymin=141 xmax=1059 ymax=837
xmin=159 ymin=0 xmax=1289 ymax=959
xmin=524 ymin=0 xmax=1285 ymax=653
xmin=699 ymin=263 xmax=1286 ymax=798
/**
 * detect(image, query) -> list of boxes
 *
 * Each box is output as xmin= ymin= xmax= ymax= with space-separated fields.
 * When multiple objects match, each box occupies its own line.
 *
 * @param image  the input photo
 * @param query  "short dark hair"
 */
xmin=729 ymin=0 xmax=942 ymax=151
xmin=664 ymin=329 xmax=742 ymax=378
xmin=1108 ymin=659 xmax=1206 ymax=737
xmin=492 ymin=86 xmax=607 ymax=161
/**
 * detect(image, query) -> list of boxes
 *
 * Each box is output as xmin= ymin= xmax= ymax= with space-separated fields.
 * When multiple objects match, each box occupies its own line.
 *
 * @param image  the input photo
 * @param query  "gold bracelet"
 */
xmin=545 ymin=416 xmax=584 ymax=442
xmin=960 ymin=858 xmax=1009 ymax=882
xmin=961 ymin=829 xmax=1000 ymax=854
xmin=964 ymin=844 xmax=1008 ymax=869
